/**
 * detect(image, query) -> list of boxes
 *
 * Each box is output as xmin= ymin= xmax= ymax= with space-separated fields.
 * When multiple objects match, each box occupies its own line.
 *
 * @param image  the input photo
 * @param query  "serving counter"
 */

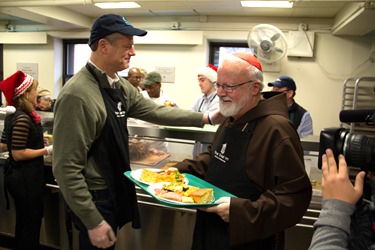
xmin=0 ymin=123 xmax=321 ymax=250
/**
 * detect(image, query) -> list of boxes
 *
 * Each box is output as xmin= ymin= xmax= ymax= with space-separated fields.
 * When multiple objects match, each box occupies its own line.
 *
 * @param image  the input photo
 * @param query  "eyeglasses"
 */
xmin=215 ymin=80 xmax=255 ymax=93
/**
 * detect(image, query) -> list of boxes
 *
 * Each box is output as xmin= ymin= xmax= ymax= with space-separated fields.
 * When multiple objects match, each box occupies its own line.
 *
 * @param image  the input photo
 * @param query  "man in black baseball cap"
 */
xmin=54 ymin=13 xmax=215 ymax=250
xmin=268 ymin=76 xmax=296 ymax=91
xmin=268 ymin=76 xmax=313 ymax=137
xmin=88 ymin=14 xmax=147 ymax=46
xmin=55 ymin=14 xmax=151 ymax=250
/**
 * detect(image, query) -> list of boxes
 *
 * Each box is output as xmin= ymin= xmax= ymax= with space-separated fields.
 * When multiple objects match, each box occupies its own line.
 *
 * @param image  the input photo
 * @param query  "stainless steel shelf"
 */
xmin=128 ymin=125 xmax=320 ymax=152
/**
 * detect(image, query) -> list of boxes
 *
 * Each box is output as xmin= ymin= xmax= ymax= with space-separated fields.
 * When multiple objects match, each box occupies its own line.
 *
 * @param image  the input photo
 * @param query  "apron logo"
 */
xmin=220 ymin=143 xmax=227 ymax=154
xmin=115 ymin=101 xmax=126 ymax=117
xmin=214 ymin=143 xmax=229 ymax=163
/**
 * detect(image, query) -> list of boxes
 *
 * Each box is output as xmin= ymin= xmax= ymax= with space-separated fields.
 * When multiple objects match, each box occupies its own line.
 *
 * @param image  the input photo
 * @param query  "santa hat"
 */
xmin=197 ymin=64 xmax=218 ymax=83
xmin=0 ymin=70 xmax=34 ymax=106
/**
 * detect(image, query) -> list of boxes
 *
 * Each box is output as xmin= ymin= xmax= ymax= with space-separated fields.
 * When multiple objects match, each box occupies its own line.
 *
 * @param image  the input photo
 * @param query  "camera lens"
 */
xmin=344 ymin=133 xmax=375 ymax=171
xmin=318 ymin=128 xmax=375 ymax=171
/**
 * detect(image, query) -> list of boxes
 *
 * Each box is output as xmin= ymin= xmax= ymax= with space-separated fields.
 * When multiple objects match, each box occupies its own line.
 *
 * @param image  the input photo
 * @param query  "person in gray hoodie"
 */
xmin=309 ymin=148 xmax=375 ymax=250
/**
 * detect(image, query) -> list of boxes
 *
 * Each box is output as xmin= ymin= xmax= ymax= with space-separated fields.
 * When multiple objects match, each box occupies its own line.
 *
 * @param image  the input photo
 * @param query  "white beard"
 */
xmin=219 ymin=93 xmax=251 ymax=117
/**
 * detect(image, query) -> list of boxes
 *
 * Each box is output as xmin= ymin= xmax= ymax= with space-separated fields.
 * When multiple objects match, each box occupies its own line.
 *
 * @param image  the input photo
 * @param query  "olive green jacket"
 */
xmin=53 ymin=65 xmax=203 ymax=229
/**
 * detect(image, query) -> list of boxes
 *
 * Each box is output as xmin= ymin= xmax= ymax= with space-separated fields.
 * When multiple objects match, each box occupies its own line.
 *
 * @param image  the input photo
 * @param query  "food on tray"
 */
xmin=154 ymin=182 xmax=213 ymax=204
xmin=129 ymin=138 xmax=168 ymax=160
xmin=140 ymin=169 xmax=159 ymax=183
xmin=161 ymin=161 xmax=178 ymax=170
xmin=140 ymin=167 xmax=185 ymax=184
xmin=155 ymin=167 xmax=185 ymax=183
xmin=129 ymin=139 xmax=150 ymax=160
xmin=189 ymin=188 xmax=214 ymax=204
xmin=148 ymin=148 xmax=167 ymax=156
xmin=162 ymin=182 xmax=199 ymax=196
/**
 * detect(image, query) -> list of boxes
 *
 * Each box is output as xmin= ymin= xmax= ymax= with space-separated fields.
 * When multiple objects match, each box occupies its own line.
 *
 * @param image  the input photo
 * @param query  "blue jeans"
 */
xmin=66 ymin=189 xmax=118 ymax=250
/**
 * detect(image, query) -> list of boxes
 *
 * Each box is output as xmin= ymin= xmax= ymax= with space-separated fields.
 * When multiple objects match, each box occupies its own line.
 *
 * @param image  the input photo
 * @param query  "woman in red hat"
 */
xmin=0 ymin=70 xmax=53 ymax=249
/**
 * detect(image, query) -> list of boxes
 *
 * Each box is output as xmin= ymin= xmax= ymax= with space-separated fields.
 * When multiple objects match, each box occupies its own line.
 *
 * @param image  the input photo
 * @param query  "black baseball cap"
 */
xmin=268 ymin=76 xmax=296 ymax=91
xmin=88 ymin=14 xmax=147 ymax=46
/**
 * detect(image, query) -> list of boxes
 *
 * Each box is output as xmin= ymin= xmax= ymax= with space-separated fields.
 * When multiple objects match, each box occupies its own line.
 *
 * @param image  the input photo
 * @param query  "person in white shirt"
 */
xmin=142 ymin=71 xmax=178 ymax=107
xmin=191 ymin=64 xmax=219 ymax=113
xmin=191 ymin=65 xmax=220 ymax=157
xmin=139 ymin=71 xmax=178 ymax=152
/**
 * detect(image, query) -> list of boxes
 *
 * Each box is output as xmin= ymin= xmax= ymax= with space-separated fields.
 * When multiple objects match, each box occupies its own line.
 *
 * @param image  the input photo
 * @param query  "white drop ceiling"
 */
xmin=0 ymin=0 xmax=374 ymax=36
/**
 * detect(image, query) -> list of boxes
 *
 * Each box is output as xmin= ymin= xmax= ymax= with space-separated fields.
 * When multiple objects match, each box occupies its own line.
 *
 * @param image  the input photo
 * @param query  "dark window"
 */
xmin=63 ymin=40 xmax=254 ymax=86
xmin=209 ymin=42 xmax=254 ymax=67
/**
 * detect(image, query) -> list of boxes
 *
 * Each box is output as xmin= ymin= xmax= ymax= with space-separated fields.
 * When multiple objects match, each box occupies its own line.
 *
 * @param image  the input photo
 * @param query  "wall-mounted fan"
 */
xmin=248 ymin=24 xmax=287 ymax=64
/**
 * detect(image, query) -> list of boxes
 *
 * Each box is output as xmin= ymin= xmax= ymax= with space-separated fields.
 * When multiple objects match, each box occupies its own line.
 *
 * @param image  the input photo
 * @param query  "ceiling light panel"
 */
xmin=95 ymin=2 xmax=141 ymax=9
xmin=241 ymin=1 xmax=293 ymax=8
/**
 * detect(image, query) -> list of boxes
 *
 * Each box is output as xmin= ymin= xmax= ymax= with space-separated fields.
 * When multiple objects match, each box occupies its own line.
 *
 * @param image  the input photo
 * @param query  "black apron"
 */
xmin=3 ymin=111 xmax=45 ymax=248
xmin=192 ymin=121 xmax=282 ymax=250
xmin=86 ymin=64 xmax=141 ymax=229
xmin=3 ymin=111 xmax=45 ymax=210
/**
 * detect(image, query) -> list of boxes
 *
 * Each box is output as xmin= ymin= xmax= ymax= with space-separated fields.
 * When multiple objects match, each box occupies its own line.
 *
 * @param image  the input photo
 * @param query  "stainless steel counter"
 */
xmin=128 ymin=124 xmax=320 ymax=152
xmin=0 ymin=123 xmax=322 ymax=250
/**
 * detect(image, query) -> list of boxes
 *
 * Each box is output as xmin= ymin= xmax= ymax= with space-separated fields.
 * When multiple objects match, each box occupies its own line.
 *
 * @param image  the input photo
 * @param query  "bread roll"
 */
xmin=189 ymin=188 xmax=214 ymax=204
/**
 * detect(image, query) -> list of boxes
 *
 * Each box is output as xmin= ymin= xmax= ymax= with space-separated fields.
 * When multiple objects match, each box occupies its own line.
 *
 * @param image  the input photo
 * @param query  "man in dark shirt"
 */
xmin=127 ymin=67 xmax=143 ymax=92
xmin=268 ymin=76 xmax=313 ymax=137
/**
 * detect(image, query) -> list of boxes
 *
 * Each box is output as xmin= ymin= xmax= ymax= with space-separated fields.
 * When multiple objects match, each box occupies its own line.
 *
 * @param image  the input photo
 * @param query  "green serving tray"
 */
xmin=124 ymin=170 xmax=237 ymax=208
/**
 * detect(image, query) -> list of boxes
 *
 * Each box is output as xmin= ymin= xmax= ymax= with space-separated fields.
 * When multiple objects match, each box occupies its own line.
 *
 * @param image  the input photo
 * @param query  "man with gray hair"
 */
xmin=175 ymin=52 xmax=312 ymax=249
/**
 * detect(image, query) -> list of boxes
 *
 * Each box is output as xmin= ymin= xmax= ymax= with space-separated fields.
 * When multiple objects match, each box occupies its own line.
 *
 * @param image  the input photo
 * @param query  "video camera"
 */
xmin=318 ymin=109 xmax=375 ymax=171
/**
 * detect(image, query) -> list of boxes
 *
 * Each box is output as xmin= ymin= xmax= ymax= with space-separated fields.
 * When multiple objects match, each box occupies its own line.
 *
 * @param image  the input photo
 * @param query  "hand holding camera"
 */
xmin=321 ymin=148 xmax=366 ymax=204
